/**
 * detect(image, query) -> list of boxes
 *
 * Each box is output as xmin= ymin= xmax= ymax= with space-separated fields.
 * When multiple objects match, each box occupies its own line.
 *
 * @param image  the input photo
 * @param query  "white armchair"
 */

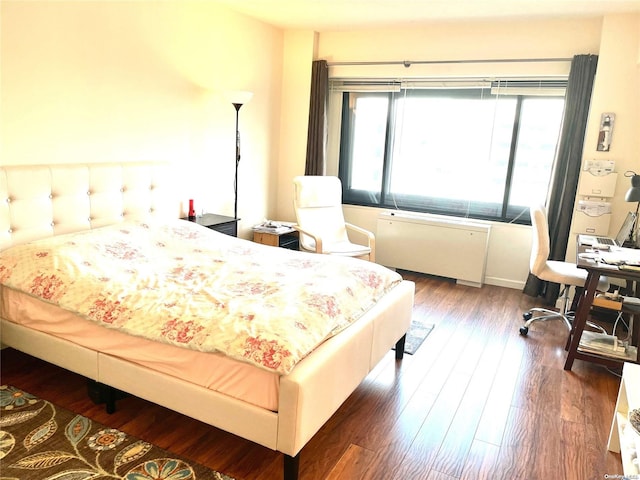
xmin=293 ymin=176 xmax=375 ymax=262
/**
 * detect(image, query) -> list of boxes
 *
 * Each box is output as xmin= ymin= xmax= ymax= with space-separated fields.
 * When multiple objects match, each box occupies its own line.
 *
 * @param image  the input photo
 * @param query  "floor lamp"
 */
xmin=229 ymin=91 xmax=253 ymax=220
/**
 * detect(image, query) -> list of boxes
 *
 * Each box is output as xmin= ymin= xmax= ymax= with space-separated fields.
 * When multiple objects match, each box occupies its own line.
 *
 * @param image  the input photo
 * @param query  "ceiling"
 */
xmin=212 ymin=0 xmax=640 ymax=31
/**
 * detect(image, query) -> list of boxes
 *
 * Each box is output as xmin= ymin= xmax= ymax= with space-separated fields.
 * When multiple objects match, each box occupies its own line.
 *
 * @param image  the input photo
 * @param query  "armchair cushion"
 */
xmin=293 ymin=176 xmax=375 ymax=262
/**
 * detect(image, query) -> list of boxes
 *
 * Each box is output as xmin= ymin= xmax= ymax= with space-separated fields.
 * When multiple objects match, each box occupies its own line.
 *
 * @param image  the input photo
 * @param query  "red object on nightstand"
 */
xmin=188 ymin=199 xmax=196 ymax=221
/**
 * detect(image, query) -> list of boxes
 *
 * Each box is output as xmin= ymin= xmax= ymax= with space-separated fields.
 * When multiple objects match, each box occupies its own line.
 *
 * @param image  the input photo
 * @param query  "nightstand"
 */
xmin=253 ymin=226 xmax=299 ymax=250
xmin=184 ymin=213 xmax=239 ymax=237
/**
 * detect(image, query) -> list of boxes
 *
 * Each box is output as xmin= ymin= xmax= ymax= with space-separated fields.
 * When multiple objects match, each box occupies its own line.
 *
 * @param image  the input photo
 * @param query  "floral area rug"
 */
xmin=0 ymin=385 xmax=235 ymax=480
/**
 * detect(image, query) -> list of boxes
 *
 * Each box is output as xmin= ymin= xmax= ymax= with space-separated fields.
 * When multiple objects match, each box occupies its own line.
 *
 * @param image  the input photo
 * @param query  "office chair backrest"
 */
xmin=293 ymin=176 xmax=350 ymax=251
xmin=529 ymin=204 xmax=551 ymax=276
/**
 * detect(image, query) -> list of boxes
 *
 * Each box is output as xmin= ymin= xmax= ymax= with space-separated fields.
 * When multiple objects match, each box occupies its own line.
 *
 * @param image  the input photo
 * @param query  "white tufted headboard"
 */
xmin=0 ymin=162 xmax=177 ymax=251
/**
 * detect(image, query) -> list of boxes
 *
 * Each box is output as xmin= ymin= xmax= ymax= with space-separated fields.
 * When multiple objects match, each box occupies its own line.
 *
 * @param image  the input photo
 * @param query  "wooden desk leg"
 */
xmin=628 ymin=280 xmax=639 ymax=349
xmin=631 ymin=314 xmax=638 ymax=352
xmin=564 ymin=271 xmax=601 ymax=371
xmin=565 ymin=286 xmax=586 ymax=351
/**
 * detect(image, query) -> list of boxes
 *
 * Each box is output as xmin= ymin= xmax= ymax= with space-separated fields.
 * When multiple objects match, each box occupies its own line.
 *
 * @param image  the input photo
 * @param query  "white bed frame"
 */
xmin=0 ymin=163 xmax=415 ymax=480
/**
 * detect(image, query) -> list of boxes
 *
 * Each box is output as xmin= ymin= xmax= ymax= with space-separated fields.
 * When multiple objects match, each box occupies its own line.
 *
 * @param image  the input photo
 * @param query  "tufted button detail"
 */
xmin=51 ymin=222 xmax=55 ymax=227
xmin=6 ymin=197 xmax=10 ymax=203
xmin=120 ymin=187 xmax=125 ymax=193
xmin=49 ymin=194 xmax=54 ymax=199
xmin=87 ymin=191 xmax=91 ymax=196
xmin=8 ymin=228 xmax=12 ymax=234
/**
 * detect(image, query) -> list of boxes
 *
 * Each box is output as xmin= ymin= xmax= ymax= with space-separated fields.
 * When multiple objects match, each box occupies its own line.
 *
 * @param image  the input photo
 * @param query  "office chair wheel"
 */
xmin=523 ymin=312 xmax=533 ymax=321
xmin=519 ymin=326 xmax=529 ymax=336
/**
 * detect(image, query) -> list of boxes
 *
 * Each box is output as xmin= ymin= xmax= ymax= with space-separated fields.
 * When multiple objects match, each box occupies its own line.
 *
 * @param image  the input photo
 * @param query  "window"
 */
xmin=336 ymin=79 xmax=566 ymax=223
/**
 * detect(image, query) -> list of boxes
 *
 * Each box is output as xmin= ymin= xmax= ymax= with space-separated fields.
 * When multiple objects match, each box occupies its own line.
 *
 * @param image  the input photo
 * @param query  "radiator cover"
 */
xmin=376 ymin=211 xmax=491 ymax=287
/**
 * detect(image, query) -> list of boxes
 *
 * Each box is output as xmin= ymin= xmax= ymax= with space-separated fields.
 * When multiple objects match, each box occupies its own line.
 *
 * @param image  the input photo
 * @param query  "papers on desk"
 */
xmin=577 ymin=252 xmax=620 ymax=270
xmin=599 ymin=248 xmax=640 ymax=266
xmin=579 ymin=247 xmax=640 ymax=270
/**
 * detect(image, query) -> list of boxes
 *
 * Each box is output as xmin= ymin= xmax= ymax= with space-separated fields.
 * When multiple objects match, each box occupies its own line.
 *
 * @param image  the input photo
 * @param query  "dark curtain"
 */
xmin=304 ymin=60 xmax=329 ymax=176
xmin=523 ymin=54 xmax=599 ymax=304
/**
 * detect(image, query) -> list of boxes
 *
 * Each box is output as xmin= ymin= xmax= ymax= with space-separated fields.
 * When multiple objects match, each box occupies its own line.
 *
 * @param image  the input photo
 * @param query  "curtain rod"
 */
xmin=327 ymin=57 xmax=573 ymax=68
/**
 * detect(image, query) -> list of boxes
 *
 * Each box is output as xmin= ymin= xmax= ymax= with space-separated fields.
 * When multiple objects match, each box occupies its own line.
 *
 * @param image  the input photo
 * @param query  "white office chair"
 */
xmin=520 ymin=204 xmax=610 ymax=336
xmin=293 ymin=175 xmax=375 ymax=262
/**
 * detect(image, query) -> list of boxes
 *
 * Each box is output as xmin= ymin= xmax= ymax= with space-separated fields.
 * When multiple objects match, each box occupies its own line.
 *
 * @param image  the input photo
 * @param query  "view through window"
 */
xmin=337 ymin=80 xmax=566 ymax=223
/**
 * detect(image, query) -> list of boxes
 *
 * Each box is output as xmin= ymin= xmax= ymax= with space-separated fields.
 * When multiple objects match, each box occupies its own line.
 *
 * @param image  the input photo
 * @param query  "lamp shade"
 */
xmin=226 ymin=90 xmax=253 ymax=106
xmin=625 ymin=174 xmax=640 ymax=202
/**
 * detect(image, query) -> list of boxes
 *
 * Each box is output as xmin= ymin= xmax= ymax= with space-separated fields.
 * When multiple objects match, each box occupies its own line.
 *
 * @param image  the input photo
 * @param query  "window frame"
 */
xmin=336 ymin=81 xmax=566 ymax=225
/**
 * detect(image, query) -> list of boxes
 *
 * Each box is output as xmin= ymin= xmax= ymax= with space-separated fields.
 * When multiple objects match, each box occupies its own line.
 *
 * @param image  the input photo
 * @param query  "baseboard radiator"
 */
xmin=376 ymin=211 xmax=491 ymax=287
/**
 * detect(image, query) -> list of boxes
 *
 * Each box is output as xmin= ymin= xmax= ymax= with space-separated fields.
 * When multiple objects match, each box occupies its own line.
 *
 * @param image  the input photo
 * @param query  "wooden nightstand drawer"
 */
xmin=182 ymin=214 xmax=239 ymax=237
xmin=278 ymin=233 xmax=299 ymax=250
xmin=210 ymin=221 xmax=238 ymax=237
xmin=253 ymin=229 xmax=299 ymax=250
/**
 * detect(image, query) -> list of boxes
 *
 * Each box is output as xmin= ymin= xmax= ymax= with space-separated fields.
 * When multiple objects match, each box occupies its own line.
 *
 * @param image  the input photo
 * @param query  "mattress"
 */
xmin=1 ymin=220 xmax=402 ymax=375
xmin=1 ymin=285 xmax=280 ymax=411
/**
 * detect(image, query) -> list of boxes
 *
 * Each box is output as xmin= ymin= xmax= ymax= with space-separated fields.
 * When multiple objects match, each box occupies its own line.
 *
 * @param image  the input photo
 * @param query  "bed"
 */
xmin=0 ymin=162 xmax=415 ymax=480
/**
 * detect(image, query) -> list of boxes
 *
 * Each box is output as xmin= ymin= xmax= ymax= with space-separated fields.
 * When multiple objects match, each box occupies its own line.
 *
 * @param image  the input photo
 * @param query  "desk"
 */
xmin=564 ymin=241 xmax=640 ymax=371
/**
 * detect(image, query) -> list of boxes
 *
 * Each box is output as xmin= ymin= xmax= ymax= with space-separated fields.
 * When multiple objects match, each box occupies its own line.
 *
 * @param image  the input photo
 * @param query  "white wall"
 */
xmin=1 ymin=0 xmax=284 ymax=239
xmin=274 ymin=30 xmax=317 ymax=221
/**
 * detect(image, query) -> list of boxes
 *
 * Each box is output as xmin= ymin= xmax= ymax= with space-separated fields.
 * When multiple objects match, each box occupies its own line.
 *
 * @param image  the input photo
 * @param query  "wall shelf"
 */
xmin=574 ymin=170 xmax=618 ymax=235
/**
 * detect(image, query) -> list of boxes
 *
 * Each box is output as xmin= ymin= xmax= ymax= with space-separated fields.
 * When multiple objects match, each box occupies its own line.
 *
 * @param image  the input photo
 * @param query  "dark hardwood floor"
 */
xmin=0 ymin=271 xmax=624 ymax=479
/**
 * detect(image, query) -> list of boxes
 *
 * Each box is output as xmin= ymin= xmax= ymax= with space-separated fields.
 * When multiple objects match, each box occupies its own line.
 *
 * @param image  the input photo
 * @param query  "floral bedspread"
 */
xmin=0 ymin=220 xmax=402 ymax=374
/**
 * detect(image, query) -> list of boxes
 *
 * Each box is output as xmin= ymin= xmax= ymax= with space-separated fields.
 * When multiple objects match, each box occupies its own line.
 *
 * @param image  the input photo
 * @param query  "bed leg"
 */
xmin=86 ymin=379 xmax=125 ymax=414
xmin=105 ymin=388 xmax=117 ymax=414
xmin=395 ymin=334 xmax=406 ymax=360
xmin=283 ymin=453 xmax=300 ymax=480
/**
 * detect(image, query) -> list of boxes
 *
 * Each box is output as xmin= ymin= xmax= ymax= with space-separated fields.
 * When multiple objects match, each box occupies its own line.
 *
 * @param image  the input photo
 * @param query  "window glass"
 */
xmin=338 ymin=81 xmax=565 ymax=223
xmin=508 ymin=98 xmax=565 ymax=209
xmin=390 ymin=90 xmax=515 ymax=207
xmin=350 ymin=95 xmax=388 ymax=191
